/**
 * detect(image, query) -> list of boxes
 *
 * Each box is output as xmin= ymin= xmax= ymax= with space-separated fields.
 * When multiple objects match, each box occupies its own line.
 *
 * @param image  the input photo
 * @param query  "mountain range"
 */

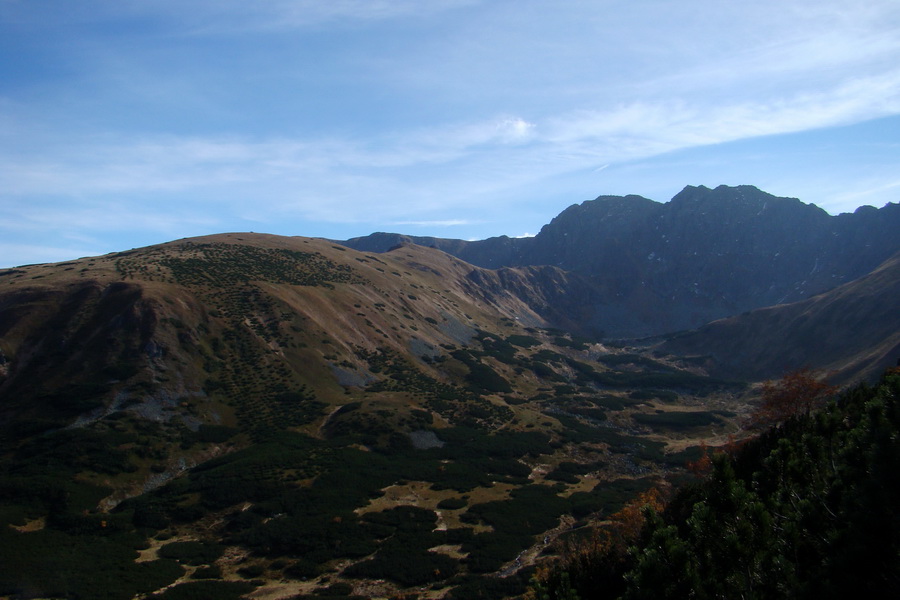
xmin=0 ymin=184 xmax=897 ymax=599
xmin=342 ymin=184 xmax=900 ymax=339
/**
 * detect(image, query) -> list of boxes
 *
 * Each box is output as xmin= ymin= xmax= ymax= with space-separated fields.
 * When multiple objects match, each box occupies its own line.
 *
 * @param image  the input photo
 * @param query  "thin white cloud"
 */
xmin=543 ymin=71 xmax=900 ymax=158
xmin=495 ymin=118 xmax=535 ymax=143
xmin=830 ymin=179 xmax=900 ymax=205
xmin=1 ymin=113 xmax=543 ymax=200
xmin=392 ymin=220 xmax=473 ymax=227
xmin=634 ymin=4 xmax=900 ymax=98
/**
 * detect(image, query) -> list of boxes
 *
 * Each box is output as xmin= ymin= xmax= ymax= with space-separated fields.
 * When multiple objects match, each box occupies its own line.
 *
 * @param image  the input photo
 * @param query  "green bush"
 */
xmin=0 ymin=528 xmax=184 ymax=600
xmin=237 ymin=563 xmax=265 ymax=578
xmin=158 ymin=540 xmax=224 ymax=566
xmin=437 ymin=497 xmax=468 ymax=510
xmin=506 ymin=334 xmax=541 ymax=348
xmin=152 ymin=580 xmax=256 ymax=600
xmin=190 ymin=565 xmax=222 ymax=579
xmin=343 ymin=547 xmax=458 ymax=586
xmin=194 ymin=424 xmax=238 ymax=443
xmin=545 ymin=461 xmax=606 ymax=484
xmin=284 ymin=559 xmax=321 ymax=579
xmin=632 ymin=411 xmax=720 ymax=430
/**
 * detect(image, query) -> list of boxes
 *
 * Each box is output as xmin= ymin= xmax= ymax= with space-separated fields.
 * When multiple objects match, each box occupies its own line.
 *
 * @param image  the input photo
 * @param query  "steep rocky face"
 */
xmin=340 ymin=185 xmax=900 ymax=338
xmin=462 ymin=265 xmax=602 ymax=333
xmin=535 ymin=186 xmax=900 ymax=336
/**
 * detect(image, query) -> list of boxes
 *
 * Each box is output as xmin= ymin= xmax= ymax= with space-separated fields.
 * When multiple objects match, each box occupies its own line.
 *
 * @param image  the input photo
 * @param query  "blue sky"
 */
xmin=2 ymin=0 xmax=899 ymax=268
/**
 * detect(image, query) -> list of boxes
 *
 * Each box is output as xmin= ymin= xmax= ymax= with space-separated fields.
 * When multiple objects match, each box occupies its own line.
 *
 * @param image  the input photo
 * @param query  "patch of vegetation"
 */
xmin=451 ymin=348 xmax=513 ymax=393
xmin=530 ymin=360 xmax=564 ymax=381
xmin=437 ymin=497 xmax=469 ymax=510
xmin=554 ymin=336 xmax=590 ymax=351
xmin=192 ymin=424 xmax=239 ymax=444
xmin=445 ymin=572 xmax=531 ymax=600
xmin=190 ymin=565 xmax=222 ymax=580
xmin=177 ymin=431 xmax=326 ymax=510
xmin=460 ymin=485 xmax=574 ymax=571
xmin=596 ymin=353 xmax=672 ymax=370
xmin=151 ymin=580 xmax=256 ymax=600
xmin=632 ymin=410 xmax=721 ymax=430
xmin=565 ymin=405 xmax=608 ymax=421
xmin=566 ymin=477 xmax=656 ymax=520
xmin=158 ymin=540 xmax=224 ymax=565
xmin=343 ymin=542 xmax=459 ymax=586
xmin=588 ymin=368 xmax=743 ymax=394
xmin=133 ymin=244 xmax=364 ymax=289
xmin=545 ymin=460 xmax=607 ymax=484
xmin=37 ymin=382 xmax=109 ymax=419
xmin=506 ymin=334 xmax=541 ymax=348
xmin=553 ymin=414 xmax=667 ymax=461
xmin=532 ymin=349 xmax=566 ymax=364
xmin=0 ymin=527 xmax=184 ymax=600
xmin=588 ymin=395 xmax=644 ymax=411
xmin=359 ymin=348 xmax=513 ymax=427
xmin=12 ymin=428 xmax=138 ymax=476
xmin=628 ymin=389 xmax=679 ymax=402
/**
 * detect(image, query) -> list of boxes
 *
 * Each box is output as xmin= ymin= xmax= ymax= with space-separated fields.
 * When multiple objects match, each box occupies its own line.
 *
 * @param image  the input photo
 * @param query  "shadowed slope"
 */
xmin=657 ymin=251 xmax=900 ymax=383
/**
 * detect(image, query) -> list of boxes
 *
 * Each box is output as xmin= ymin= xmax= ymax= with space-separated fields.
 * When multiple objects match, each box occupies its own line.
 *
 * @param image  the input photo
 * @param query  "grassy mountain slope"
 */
xmin=0 ymin=234 xmax=747 ymax=599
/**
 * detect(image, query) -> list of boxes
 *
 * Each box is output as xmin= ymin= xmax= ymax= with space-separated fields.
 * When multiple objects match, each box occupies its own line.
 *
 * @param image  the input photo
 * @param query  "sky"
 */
xmin=2 ymin=0 xmax=899 ymax=268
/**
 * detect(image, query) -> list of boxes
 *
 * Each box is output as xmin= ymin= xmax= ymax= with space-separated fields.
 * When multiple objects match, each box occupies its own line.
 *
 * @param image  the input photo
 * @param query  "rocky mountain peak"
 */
xmin=341 ymin=185 xmax=900 ymax=339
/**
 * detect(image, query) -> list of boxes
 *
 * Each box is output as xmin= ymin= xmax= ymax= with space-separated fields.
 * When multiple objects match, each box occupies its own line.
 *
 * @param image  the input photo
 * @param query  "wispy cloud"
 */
xmin=3 ymin=66 xmax=899 ymax=230
xmin=830 ymin=179 xmax=900 ymax=205
xmin=392 ymin=220 xmax=474 ymax=227
xmin=543 ymin=72 xmax=900 ymax=153
xmin=2 ymin=0 xmax=899 ymax=267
